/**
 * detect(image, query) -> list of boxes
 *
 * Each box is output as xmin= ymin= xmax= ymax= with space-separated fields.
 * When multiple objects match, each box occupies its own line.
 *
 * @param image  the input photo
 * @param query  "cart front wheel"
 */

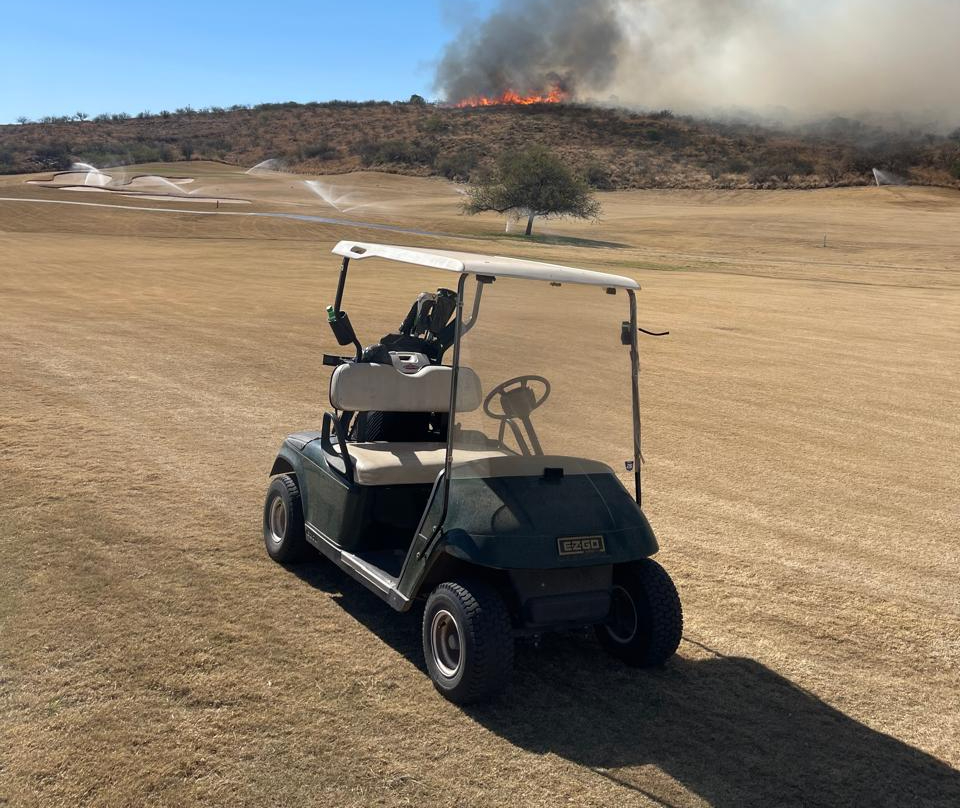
xmin=262 ymin=474 xmax=307 ymax=563
xmin=422 ymin=579 xmax=514 ymax=703
xmin=596 ymin=559 xmax=682 ymax=667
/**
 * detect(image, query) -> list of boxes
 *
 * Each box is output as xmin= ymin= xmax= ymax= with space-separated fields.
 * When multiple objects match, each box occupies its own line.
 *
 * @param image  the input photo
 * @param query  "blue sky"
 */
xmin=0 ymin=1 xmax=495 ymax=123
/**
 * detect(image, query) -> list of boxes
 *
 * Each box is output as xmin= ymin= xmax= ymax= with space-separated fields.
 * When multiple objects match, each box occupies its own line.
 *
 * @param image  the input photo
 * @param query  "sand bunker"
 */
xmin=27 ymin=168 xmax=248 ymax=204
xmin=126 ymin=176 xmax=192 ymax=193
xmin=29 ymin=170 xmax=112 ymax=187
xmin=52 ymin=186 xmax=249 ymax=204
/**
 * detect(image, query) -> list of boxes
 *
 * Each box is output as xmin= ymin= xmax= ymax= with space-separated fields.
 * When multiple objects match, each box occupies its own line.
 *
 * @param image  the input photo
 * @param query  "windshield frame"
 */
xmin=441 ymin=272 xmax=643 ymax=516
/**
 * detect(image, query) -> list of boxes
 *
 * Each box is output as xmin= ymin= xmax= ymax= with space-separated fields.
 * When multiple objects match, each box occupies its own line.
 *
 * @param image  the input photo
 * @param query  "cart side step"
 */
xmin=305 ymin=524 xmax=410 ymax=611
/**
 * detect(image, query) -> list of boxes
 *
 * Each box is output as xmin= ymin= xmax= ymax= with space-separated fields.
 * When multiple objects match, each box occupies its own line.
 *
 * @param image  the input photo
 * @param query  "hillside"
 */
xmin=2 ymin=99 xmax=959 ymax=190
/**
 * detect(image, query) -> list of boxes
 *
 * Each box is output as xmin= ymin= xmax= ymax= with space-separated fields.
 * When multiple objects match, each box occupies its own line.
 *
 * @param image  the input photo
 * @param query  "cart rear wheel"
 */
xmin=263 ymin=474 xmax=307 ymax=563
xmin=422 ymin=579 xmax=514 ymax=704
xmin=596 ymin=559 xmax=682 ymax=667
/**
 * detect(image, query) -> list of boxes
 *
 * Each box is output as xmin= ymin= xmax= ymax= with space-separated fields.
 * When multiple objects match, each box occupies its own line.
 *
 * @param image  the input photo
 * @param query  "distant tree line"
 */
xmin=11 ymin=95 xmax=439 ymax=126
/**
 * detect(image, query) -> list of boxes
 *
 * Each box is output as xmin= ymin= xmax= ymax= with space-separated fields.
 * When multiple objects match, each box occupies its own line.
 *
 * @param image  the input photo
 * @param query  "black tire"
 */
xmin=595 ymin=559 xmax=683 ymax=667
xmin=262 ymin=474 xmax=307 ymax=563
xmin=422 ymin=579 xmax=514 ymax=704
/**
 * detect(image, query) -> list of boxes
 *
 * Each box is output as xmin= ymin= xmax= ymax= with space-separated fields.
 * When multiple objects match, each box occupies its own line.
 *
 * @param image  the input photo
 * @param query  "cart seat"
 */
xmin=330 ymin=363 xmax=482 ymax=413
xmin=347 ymin=442 xmax=509 ymax=486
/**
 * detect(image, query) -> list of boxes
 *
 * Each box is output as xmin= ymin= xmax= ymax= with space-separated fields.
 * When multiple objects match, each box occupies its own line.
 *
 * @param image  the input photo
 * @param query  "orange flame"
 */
xmin=454 ymin=86 xmax=569 ymax=108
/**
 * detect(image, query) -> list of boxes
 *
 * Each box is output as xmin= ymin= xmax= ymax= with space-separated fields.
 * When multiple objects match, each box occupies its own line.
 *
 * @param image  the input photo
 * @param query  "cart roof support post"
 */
xmin=628 ymin=289 xmax=642 ymax=507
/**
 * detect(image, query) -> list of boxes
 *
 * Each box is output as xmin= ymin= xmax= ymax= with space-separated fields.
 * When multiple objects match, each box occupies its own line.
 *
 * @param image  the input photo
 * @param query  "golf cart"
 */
xmin=264 ymin=240 xmax=682 ymax=703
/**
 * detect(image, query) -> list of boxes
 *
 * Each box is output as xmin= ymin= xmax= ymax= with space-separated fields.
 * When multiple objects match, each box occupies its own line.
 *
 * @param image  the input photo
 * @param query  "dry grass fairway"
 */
xmin=1 ymin=165 xmax=958 ymax=807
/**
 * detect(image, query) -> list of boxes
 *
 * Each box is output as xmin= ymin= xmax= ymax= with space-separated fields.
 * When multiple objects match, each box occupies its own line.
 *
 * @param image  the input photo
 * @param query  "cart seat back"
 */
xmin=329 ymin=363 xmax=482 ymax=413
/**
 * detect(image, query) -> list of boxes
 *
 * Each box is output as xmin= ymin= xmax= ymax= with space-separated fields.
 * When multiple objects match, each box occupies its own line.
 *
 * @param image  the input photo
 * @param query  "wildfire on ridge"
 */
xmin=453 ymin=86 xmax=570 ymax=108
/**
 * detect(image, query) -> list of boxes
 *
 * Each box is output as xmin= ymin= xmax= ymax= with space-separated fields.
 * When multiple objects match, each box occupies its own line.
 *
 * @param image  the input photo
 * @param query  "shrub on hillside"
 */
xmin=419 ymin=113 xmax=450 ymax=134
xmin=435 ymin=146 xmax=480 ymax=181
xmin=749 ymin=156 xmax=816 ymax=184
xmin=749 ymin=163 xmax=790 ymax=184
xmin=848 ymin=142 xmax=915 ymax=176
xmin=301 ymin=140 xmax=338 ymax=160
xmin=73 ymin=140 xmax=174 ymax=166
xmin=355 ymin=138 xmax=439 ymax=167
xmin=32 ymin=143 xmax=71 ymax=169
xmin=819 ymin=156 xmax=853 ymax=183
xmin=704 ymin=156 xmax=753 ymax=180
xmin=585 ymin=162 xmax=614 ymax=189
xmin=722 ymin=156 xmax=751 ymax=174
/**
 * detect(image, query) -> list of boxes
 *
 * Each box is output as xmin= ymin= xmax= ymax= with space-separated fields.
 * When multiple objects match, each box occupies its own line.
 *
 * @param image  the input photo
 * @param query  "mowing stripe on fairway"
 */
xmin=0 ymin=196 xmax=448 ymax=238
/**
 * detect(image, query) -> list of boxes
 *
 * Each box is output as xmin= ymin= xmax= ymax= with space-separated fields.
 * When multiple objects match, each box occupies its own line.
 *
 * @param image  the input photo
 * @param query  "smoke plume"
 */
xmin=436 ymin=0 xmax=960 ymax=125
xmin=436 ymin=0 xmax=624 ymax=102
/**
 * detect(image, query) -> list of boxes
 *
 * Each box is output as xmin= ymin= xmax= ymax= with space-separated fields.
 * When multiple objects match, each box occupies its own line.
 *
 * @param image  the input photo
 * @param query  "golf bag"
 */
xmin=352 ymin=288 xmax=457 ymax=442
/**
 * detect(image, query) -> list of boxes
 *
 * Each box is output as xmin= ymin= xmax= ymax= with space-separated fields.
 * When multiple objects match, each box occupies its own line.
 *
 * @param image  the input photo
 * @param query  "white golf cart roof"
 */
xmin=332 ymin=241 xmax=639 ymax=290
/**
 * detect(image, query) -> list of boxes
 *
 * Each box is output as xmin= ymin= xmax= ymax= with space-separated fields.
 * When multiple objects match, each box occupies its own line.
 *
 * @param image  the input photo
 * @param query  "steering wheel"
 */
xmin=482 ymin=376 xmax=551 ymax=456
xmin=483 ymin=375 xmax=551 ymax=420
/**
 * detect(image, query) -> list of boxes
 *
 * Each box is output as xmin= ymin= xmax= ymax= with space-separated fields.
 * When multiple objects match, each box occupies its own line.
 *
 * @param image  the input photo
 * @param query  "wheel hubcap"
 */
xmin=269 ymin=496 xmax=287 ymax=545
xmin=430 ymin=609 xmax=462 ymax=678
xmin=606 ymin=584 xmax=639 ymax=643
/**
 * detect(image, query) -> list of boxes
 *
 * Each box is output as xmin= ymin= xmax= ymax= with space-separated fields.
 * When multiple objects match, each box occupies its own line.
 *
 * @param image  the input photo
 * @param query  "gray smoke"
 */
xmin=436 ymin=0 xmax=960 ymax=125
xmin=435 ymin=0 xmax=624 ymax=101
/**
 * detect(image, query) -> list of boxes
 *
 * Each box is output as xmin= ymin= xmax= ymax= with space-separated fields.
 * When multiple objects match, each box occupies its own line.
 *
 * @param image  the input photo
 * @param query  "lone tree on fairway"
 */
xmin=464 ymin=145 xmax=600 ymax=235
